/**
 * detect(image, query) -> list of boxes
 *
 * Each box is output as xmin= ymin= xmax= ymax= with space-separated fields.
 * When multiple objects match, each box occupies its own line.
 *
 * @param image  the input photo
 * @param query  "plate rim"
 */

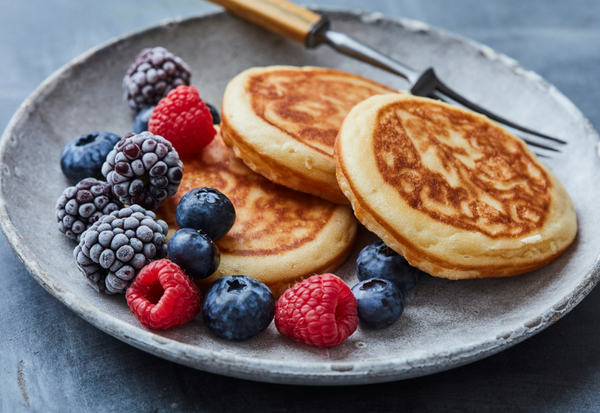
xmin=1 ymin=8 xmax=600 ymax=385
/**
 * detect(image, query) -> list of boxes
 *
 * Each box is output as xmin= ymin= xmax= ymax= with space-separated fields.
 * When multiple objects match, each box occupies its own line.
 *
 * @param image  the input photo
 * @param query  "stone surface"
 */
xmin=1 ymin=0 xmax=600 ymax=412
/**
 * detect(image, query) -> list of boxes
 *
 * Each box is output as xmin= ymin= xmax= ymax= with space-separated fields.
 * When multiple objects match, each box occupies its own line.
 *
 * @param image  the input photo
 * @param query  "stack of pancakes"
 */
xmin=221 ymin=66 xmax=396 ymax=204
xmin=157 ymin=65 xmax=577 ymax=294
xmin=157 ymin=66 xmax=398 ymax=295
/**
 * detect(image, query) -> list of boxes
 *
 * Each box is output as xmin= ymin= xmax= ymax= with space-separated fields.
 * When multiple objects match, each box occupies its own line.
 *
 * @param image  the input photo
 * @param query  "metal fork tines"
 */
xmin=315 ymin=29 xmax=567 ymax=156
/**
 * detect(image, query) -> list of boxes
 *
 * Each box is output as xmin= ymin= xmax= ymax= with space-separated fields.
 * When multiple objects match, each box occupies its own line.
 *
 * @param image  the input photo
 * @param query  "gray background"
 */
xmin=1 ymin=0 xmax=599 ymax=412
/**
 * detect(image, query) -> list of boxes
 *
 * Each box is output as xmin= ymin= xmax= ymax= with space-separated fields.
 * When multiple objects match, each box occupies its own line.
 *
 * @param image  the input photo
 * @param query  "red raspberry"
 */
xmin=275 ymin=273 xmax=359 ymax=348
xmin=148 ymin=85 xmax=216 ymax=157
xmin=126 ymin=259 xmax=201 ymax=330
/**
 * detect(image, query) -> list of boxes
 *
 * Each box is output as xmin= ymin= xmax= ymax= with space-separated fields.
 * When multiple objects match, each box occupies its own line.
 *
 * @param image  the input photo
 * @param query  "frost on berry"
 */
xmin=101 ymin=132 xmax=183 ymax=210
xmin=74 ymin=205 xmax=169 ymax=294
xmin=56 ymin=178 xmax=122 ymax=241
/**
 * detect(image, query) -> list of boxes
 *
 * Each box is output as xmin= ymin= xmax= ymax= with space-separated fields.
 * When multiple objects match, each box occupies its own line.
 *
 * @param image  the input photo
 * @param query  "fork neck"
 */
xmin=307 ymin=16 xmax=421 ymax=84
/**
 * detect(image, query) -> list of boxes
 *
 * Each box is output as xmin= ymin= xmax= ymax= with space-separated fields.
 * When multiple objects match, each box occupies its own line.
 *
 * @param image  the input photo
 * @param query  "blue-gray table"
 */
xmin=1 ymin=1 xmax=599 ymax=411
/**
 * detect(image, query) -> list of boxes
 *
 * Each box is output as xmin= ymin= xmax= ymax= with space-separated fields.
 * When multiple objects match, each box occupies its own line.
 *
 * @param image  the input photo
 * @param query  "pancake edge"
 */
xmin=335 ymin=93 xmax=578 ymax=279
xmin=195 ymin=205 xmax=358 ymax=297
xmin=221 ymin=65 xmax=395 ymax=205
xmin=221 ymin=114 xmax=349 ymax=204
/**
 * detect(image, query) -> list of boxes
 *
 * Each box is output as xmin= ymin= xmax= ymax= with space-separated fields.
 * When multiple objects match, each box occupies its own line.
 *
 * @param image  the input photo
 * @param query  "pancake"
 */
xmin=335 ymin=93 xmax=577 ymax=279
xmin=156 ymin=129 xmax=357 ymax=297
xmin=221 ymin=66 xmax=396 ymax=204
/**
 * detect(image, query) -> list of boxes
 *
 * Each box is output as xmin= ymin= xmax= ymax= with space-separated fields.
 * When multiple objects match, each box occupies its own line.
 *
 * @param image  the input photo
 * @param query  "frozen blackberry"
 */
xmin=101 ymin=131 xmax=184 ymax=210
xmin=123 ymin=47 xmax=192 ymax=112
xmin=73 ymin=205 xmax=169 ymax=294
xmin=56 ymin=178 xmax=122 ymax=241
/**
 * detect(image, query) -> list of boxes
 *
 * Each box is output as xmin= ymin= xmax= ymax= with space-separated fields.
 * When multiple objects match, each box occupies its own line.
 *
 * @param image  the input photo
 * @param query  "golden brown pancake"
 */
xmin=335 ymin=93 xmax=577 ymax=279
xmin=156 ymin=129 xmax=357 ymax=296
xmin=221 ymin=66 xmax=396 ymax=204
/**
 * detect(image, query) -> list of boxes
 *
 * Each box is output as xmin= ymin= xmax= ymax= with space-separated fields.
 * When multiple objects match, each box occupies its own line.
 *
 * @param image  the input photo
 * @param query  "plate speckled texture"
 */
xmin=1 ymin=9 xmax=599 ymax=385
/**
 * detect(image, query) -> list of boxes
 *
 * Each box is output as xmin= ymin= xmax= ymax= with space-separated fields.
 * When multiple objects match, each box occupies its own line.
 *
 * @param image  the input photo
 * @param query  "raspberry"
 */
xmin=275 ymin=273 xmax=359 ymax=348
xmin=123 ymin=47 xmax=191 ymax=112
xmin=352 ymin=279 xmax=404 ymax=329
xmin=126 ymin=259 xmax=201 ymax=330
xmin=148 ymin=85 xmax=216 ymax=156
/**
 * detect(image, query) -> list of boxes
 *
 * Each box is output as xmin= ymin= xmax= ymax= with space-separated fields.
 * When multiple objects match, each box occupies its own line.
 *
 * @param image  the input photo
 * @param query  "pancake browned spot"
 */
xmin=221 ymin=66 xmax=396 ymax=204
xmin=335 ymin=93 xmax=577 ymax=280
xmin=373 ymin=99 xmax=551 ymax=238
xmin=156 ymin=129 xmax=357 ymax=296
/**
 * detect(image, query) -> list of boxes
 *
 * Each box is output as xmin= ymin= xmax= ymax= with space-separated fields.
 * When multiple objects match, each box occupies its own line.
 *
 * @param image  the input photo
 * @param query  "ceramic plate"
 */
xmin=1 ymin=9 xmax=599 ymax=385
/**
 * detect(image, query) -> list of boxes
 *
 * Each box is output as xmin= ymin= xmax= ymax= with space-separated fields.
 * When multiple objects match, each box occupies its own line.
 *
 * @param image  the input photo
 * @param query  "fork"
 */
xmin=208 ymin=0 xmax=566 ymax=155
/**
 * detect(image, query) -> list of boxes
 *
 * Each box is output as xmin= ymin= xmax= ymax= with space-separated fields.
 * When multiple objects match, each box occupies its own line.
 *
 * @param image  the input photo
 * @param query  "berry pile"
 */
xmin=55 ymin=47 xmax=228 ymax=333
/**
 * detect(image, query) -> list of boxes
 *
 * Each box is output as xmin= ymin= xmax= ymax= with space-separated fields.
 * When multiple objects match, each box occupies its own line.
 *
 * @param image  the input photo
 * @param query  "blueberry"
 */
xmin=60 ymin=131 xmax=121 ymax=184
xmin=352 ymin=278 xmax=404 ymax=329
xmin=356 ymin=241 xmax=420 ymax=291
xmin=176 ymin=187 xmax=235 ymax=240
xmin=202 ymin=275 xmax=275 ymax=341
xmin=167 ymin=228 xmax=220 ymax=279
xmin=133 ymin=106 xmax=154 ymax=133
xmin=206 ymin=102 xmax=220 ymax=124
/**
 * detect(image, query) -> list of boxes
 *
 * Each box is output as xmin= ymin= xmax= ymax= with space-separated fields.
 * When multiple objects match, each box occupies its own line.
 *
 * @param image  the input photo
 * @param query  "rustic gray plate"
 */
xmin=1 ymin=9 xmax=599 ymax=386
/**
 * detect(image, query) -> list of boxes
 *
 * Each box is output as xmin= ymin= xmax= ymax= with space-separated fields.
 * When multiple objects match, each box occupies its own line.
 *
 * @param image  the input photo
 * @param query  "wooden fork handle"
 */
xmin=208 ymin=0 xmax=327 ymax=46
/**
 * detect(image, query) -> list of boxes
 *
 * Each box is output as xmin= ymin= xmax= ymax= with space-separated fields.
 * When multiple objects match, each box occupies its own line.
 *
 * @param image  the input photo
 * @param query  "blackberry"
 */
xmin=101 ymin=131 xmax=184 ymax=210
xmin=123 ymin=47 xmax=192 ymax=112
xmin=73 ymin=205 xmax=169 ymax=294
xmin=56 ymin=178 xmax=122 ymax=241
